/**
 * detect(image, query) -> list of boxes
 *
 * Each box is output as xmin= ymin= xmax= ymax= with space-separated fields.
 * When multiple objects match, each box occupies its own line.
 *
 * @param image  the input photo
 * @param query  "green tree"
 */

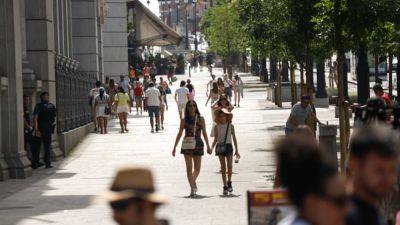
xmin=200 ymin=2 xmax=246 ymax=75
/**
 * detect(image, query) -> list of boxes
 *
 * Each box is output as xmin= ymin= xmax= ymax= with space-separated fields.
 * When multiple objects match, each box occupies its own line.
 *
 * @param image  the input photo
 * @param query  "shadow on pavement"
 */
xmin=0 ymin=169 xmax=94 ymax=225
xmin=219 ymin=194 xmax=241 ymax=198
xmin=180 ymin=195 xmax=216 ymax=199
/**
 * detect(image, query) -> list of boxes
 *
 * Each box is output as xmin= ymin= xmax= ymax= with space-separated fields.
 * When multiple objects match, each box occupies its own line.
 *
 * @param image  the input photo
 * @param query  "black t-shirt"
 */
xmin=346 ymin=197 xmax=387 ymax=225
xmin=33 ymin=102 xmax=57 ymax=134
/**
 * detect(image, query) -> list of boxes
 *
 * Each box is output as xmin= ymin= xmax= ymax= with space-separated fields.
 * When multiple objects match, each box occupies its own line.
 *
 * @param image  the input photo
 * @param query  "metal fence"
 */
xmin=55 ymin=55 xmax=96 ymax=133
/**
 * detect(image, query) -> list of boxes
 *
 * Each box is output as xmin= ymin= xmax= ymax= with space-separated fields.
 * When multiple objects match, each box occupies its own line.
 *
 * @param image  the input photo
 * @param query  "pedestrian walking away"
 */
xmin=175 ymin=80 xmax=190 ymax=120
xmin=32 ymin=92 xmax=57 ymax=169
xmin=347 ymin=125 xmax=400 ymax=225
xmin=285 ymin=95 xmax=322 ymax=135
xmin=89 ymin=81 xmax=102 ymax=132
xmin=134 ymin=82 xmax=144 ymax=115
xmin=98 ymin=167 xmax=168 ymax=225
xmin=186 ymin=80 xmax=195 ymax=101
xmin=115 ymin=86 xmax=131 ymax=133
xmin=145 ymin=82 xmax=162 ymax=133
xmin=233 ymin=74 xmax=244 ymax=107
xmin=211 ymin=108 xmax=240 ymax=196
xmin=106 ymin=79 xmax=118 ymax=116
xmin=275 ymin=134 xmax=347 ymax=225
xmin=172 ymin=100 xmax=211 ymax=197
xmin=206 ymin=74 xmax=216 ymax=97
xmin=94 ymin=87 xmax=111 ymax=134
xmin=223 ymin=74 xmax=233 ymax=102
xmin=158 ymin=84 xmax=168 ymax=130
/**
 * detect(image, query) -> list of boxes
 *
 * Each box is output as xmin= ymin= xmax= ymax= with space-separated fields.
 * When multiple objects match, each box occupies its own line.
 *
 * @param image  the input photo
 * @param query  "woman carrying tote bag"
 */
xmin=172 ymin=100 xmax=212 ymax=197
xmin=211 ymin=108 xmax=240 ymax=196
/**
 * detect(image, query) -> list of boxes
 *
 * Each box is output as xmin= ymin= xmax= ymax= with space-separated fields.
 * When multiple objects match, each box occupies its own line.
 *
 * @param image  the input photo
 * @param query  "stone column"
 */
xmin=0 ymin=0 xmax=32 ymax=179
xmin=103 ymin=0 xmax=128 ymax=80
xmin=72 ymin=0 xmax=100 ymax=78
xmin=25 ymin=0 xmax=63 ymax=161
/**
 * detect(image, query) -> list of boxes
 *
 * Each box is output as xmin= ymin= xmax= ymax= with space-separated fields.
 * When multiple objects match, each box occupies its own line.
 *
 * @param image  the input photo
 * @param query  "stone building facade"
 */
xmin=0 ymin=0 xmax=127 ymax=181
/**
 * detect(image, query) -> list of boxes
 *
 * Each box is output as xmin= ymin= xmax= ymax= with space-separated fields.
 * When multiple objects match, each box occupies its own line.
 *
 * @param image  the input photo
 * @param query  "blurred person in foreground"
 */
xmin=347 ymin=125 xmax=399 ymax=225
xmin=276 ymin=134 xmax=347 ymax=225
xmin=99 ymin=167 xmax=167 ymax=225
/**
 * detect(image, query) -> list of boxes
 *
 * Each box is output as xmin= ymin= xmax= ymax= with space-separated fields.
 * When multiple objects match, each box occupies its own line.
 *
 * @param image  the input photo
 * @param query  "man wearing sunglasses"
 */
xmin=99 ymin=167 xmax=167 ymax=225
xmin=285 ymin=95 xmax=322 ymax=135
xmin=347 ymin=125 xmax=399 ymax=225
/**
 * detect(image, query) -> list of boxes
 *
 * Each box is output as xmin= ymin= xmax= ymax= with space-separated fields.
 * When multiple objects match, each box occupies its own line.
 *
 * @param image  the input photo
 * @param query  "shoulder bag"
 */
xmin=216 ymin=123 xmax=230 ymax=155
xmin=181 ymin=116 xmax=198 ymax=150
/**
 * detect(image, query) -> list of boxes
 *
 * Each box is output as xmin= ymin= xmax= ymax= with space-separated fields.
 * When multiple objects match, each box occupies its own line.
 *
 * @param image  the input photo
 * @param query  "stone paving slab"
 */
xmin=0 ymin=68 xmax=339 ymax=225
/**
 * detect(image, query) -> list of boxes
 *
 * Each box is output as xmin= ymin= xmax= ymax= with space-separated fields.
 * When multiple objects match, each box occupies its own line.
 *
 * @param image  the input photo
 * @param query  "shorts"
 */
xmin=148 ymin=106 xmax=160 ymax=118
xmin=181 ymin=138 xmax=204 ymax=156
xmin=135 ymin=96 xmax=143 ymax=102
xmin=215 ymin=144 xmax=233 ymax=156
xmin=224 ymin=87 xmax=232 ymax=97
xmin=178 ymin=104 xmax=186 ymax=113
xmin=117 ymin=105 xmax=129 ymax=113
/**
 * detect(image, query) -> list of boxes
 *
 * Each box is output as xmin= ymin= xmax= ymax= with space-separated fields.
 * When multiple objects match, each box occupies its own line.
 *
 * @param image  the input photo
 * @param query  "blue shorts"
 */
xmin=148 ymin=106 xmax=160 ymax=118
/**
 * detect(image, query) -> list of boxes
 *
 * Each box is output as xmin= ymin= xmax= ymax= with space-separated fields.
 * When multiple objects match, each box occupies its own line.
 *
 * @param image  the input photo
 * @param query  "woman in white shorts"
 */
xmin=114 ymin=86 xmax=131 ymax=133
xmin=94 ymin=87 xmax=111 ymax=134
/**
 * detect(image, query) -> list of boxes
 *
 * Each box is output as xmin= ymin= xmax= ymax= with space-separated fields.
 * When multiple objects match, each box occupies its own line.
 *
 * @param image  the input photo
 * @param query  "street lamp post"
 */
xmin=193 ymin=0 xmax=198 ymax=52
xmin=158 ymin=0 xmax=165 ymax=21
xmin=184 ymin=0 xmax=189 ymax=50
xmin=176 ymin=0 xmax=180 ymax=24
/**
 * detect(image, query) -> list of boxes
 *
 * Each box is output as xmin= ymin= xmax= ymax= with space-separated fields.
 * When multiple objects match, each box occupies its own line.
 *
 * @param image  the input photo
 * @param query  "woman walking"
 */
xmin=187 ymin=82 xmax=195 ymax=101
xmin=211 ymin=108 xmax=240 ymax=196
xmin=158 ymin=85 xmax=168 ymax=130
xmin=233 ymin=74 xmax=243 ymax=107
xmin=223 ymin=74 xmax=233 ymax=102
xmin=114 ymin=86 xmax=131 ymax=133
xmin=94 ymin=87 xmax=111 ymax=134
xmin=134 ymin=82 xmax=144 ymax=115
xmin=217 ymin=78 xmax=225 ymax=96
xmin=106 ymin=79 xmax=118 ymax=116
xmin=172 ymin=100 xmax=212 ymax=197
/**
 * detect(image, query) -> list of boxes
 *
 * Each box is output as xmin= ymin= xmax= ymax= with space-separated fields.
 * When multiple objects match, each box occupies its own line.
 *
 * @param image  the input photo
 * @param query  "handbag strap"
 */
xmin=223 ymin=123 xmax=230 ymax=144
xmin=193 ymin=115 xmax=198 ymax=135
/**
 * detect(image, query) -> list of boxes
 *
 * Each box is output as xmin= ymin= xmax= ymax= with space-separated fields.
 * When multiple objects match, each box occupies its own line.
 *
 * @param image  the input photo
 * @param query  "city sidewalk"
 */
xmin=0 ymin=68 xmax=337 ymax=225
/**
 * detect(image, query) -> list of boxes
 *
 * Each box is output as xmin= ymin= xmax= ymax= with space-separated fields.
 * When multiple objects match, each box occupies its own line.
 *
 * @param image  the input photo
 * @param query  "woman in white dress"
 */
xmin=94 ymin=87 xmax=111 ymax=134
xmin=233 ymin=74 xmax=243 ymax=107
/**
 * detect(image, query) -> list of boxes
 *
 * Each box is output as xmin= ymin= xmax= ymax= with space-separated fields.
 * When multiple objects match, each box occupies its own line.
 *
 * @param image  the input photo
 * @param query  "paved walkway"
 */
xmin=0 ymin=68 xmax=337 ymax=225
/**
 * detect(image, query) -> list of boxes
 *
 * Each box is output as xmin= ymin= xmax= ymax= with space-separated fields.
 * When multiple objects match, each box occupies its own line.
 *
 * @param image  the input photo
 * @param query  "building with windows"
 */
xmin=0 ymin=0 xmax=128 ymax=180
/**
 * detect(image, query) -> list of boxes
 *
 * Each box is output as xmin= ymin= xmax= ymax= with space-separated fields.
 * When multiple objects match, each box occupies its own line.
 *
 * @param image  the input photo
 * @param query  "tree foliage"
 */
xmin=200 ymin=2 xmax=246 ymax=58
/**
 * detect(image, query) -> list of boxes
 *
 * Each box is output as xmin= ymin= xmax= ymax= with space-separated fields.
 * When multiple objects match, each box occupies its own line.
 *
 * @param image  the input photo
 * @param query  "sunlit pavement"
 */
xmin=0 ymin=68 xmax=338 ymax=225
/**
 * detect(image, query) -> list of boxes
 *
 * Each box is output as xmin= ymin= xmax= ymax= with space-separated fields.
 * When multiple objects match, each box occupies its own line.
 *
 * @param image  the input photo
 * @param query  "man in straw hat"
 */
xmin=98 ymin=167 xmax=167 ymax=225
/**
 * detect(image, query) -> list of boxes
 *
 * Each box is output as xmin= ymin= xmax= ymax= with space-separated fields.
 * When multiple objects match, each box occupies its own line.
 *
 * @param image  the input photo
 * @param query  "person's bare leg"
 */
xmin=150 ymin=117 xmax=154 ymax=130
xmin=227 ymin=156 xmax=233 ymax=182
xmin=193 ymin=156 xmax=202 ymax=181
xmin=99 ymin=117 xmax=105 ymax=134
xmin=118 ymin=113 xmax=124 ymax=133
xmin=124 ymin=113 xmax=128 ymax=132
xmin=160 ymin=108 xmax=164 ymax=127
xmin=156 ymin=116 xmax=160 ymax=128
xmin=218 ymin=156 xmax=227 ymax=186
xmin=184 ymin=155 xmax=195 ymax=189
xmin=92 ymin=107 xmax=97 ymax=130
xmin=234 ymin=91 xmax=237 ymax=105
xmin=104 ymin=117 xmax=108 ymax=134
xmin=238 ymin=92 xmax=241 ymax=106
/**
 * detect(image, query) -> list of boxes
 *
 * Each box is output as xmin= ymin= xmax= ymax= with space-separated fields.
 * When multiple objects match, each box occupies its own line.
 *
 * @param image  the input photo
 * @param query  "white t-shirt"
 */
xmin=175 ymin=87 xmax=189 ymax=105
xmin=145 ymin=87 xmax=161 ymax=106
xmin=119 ymin=80 xmax=130 ymax=93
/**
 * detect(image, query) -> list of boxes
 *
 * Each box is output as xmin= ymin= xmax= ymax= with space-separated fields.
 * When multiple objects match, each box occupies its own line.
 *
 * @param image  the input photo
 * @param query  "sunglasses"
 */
xmin=320 ymin=194 xmax=349 ymax=207
xmin=110 ymin=200 xmax=132 ymax=212
xmin=188 ymin=104 xmax=197 ymax=107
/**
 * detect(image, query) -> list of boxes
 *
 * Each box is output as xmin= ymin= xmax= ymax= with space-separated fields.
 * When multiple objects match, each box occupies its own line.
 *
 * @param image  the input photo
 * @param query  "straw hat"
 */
xmin=214 ymin=108 xmax=233 ymax=121
xmin=97 ymin=167 xmax=166 ymax=204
